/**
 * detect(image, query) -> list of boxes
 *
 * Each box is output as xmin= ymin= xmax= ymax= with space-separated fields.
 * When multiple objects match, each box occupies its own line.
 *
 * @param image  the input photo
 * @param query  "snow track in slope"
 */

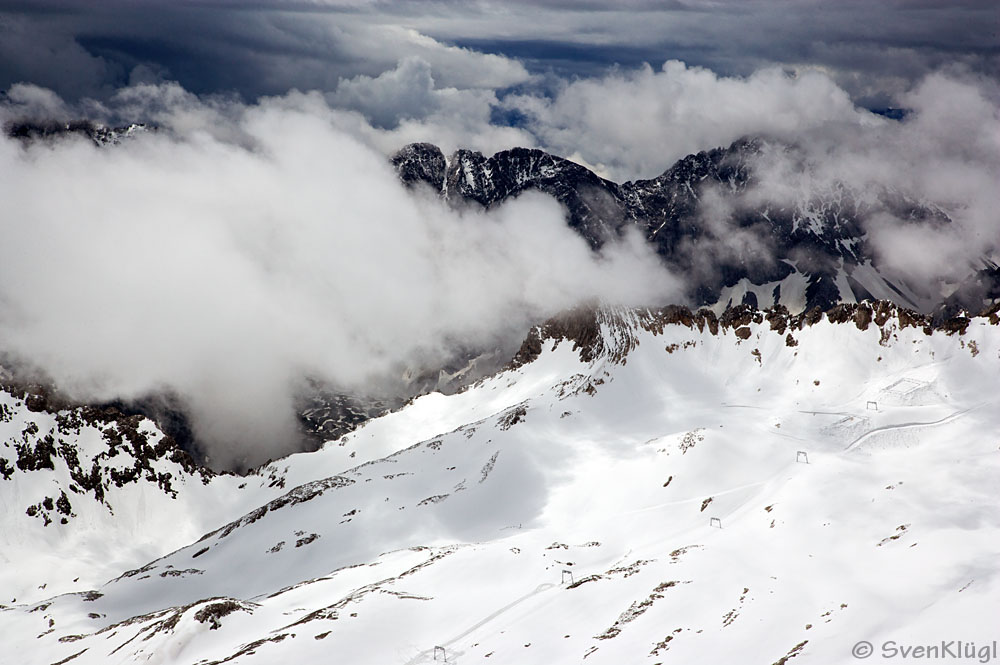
xmin=843 ymin=404 xmax=983 ymax=453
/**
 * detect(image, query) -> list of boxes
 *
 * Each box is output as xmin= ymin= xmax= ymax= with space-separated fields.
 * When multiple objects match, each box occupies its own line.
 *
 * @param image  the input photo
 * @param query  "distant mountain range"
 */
xmin=392 ymin=140 xmax=1000 ymax=318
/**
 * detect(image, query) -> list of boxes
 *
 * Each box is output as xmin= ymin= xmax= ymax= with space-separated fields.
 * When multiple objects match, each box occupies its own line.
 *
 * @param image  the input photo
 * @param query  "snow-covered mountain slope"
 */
xmin=3 ymin=302 xmax=999 ymax=664
xmin=0 ymin=386 xmax=292 ymax=607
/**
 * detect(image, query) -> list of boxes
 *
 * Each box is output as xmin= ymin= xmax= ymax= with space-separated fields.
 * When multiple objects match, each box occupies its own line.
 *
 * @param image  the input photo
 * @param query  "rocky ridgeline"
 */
xmin=0 ymin=378 xmax=210 ymax=527
xmin=4 ymin=120 xmax=148 ymax=146
xmin=392 ymin=140 xmax=976 ymax=314
xmin=510 ymin=300 xmax=991 ymax=369
xmin=4 ymin=295 xmax=979 ymax=502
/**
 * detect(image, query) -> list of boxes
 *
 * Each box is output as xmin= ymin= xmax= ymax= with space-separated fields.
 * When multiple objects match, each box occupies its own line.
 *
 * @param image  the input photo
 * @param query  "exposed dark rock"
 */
xmin=854 ymin=305 xmax=873 ymax=331
xmin=498 ymin=404 xmax=527 ymax=430
xmin=766 ymin=306 xmax=790 ymax=334
xmin=15 ymin=434 xmax=56 ymax=472
xmin=939 ymin=316 xmax=971 ymax=336
xmin=825 ymin=303 xmax=854 ymax=324
xmin=391 ymin=143 xmax=446 ymax=191
xmin=200 ymin=475 xmax=354 ymax=542
xmin=510 ymin=305 xmax=604 ymax=369
xmin=4 ymin=120 xmax=148 ymax=146
xmin=511 ymin=326 xmax=544 ymax=368
xmin=295 ymin=533 xmax=320 ymax=547
xmin=719 ymin=304 xmax=762 ymax=330
xmin=445 ymin=147 xmax=624 ymax=248
xmin=194 ymin=600 xmax=247 ymax=631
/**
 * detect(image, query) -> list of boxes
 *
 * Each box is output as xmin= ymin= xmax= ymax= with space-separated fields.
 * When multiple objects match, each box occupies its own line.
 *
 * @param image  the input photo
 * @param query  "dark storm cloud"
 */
xmin=0 ymin=1 xmax=530 ymax=101
xmin=1 ymin=0 xmax=996 ymax=105
xmin=438 ymin=1 xmax=999 ymax=106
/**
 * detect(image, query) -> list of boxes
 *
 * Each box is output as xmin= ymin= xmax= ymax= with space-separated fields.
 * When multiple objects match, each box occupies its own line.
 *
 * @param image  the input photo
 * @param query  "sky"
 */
xmin=1 ymin=0 xmax=998 ymax=468
xmin=1 ymin=1 xmax=997 ymax=105
xmin=2 ymin=0 xmax=998 ymax=177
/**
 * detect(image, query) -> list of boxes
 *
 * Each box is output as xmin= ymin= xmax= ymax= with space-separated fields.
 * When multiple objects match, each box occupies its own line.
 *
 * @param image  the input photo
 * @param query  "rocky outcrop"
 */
xmin=390 ymin=143 xmax=446 ymax=190
xmin=0 ymin=378 xmax=214 ymax=527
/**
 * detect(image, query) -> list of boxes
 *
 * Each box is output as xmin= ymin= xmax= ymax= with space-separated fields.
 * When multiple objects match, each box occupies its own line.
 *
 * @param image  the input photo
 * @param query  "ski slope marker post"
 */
xmin=561 ymin=569 xmax=574 ymax=585
xmin=434 ymin=645 xmax=446 ymax=661
xmin=796 ymin=451 xmax=809 ymax=464
xmin=709 ymin=517 xmax=722 ymax=528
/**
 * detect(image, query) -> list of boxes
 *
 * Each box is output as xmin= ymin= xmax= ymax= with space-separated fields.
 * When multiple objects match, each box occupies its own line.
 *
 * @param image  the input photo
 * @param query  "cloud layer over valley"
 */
xmin=0 ymin=87 xmax=680 ymax=468
xmin=1 ymin=1 xmax=998 ymax=468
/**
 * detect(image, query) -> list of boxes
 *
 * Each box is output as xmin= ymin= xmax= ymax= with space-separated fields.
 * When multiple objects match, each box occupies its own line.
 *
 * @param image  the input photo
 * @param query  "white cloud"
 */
xmin=2 ymin=59 xmax=998 ymax=469
xmin=0 ymin=85 xmax=679 ymax=470
xmin=2 ymin=82 xmax=73 ymax=120
xmin=327 ymin=57 xmax=442 ymax=127
xmin=504 ymin=60 xmax=870 ymax=181
xmin=738 ymin=69 xmax=1000 ymax=293
xmin=369 ymin=25 xmax=531 ymax=90
xmin=494 ymin=59 xmax=999 ymax=298
xmin=324 ymin=55 xmax=525 ymax=146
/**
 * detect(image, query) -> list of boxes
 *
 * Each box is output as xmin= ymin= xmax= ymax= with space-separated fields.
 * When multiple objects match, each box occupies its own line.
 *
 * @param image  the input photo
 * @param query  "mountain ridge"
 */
xmin=393 ymin=139 xmax=989 ymax=318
